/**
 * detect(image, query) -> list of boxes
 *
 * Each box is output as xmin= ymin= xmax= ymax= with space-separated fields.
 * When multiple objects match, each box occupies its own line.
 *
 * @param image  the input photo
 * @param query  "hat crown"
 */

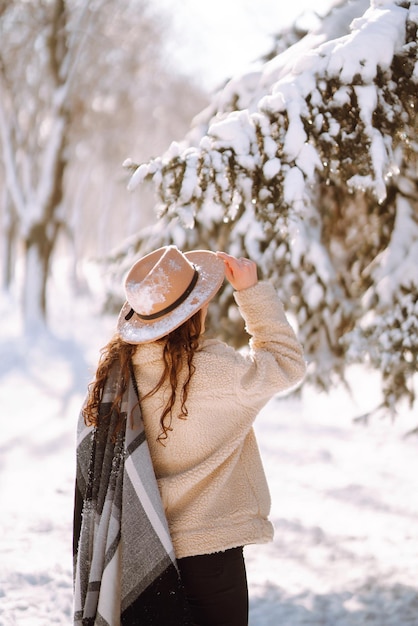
xmin=118 ymin=246 xmax=224 ymax=344
xmin=125 ymin=246 xmax=196 ymax=319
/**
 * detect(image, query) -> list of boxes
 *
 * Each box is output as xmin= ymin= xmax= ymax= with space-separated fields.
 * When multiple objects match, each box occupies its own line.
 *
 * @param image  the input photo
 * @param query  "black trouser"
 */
xmin=177 ymin=547 xmax=248 ymax=626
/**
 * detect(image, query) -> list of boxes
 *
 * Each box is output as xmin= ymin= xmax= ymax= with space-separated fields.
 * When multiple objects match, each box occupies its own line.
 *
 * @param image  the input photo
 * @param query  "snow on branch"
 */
xmin=128 ymin=0 xmax=416 ymax=224
xmin=124 ymin=0 xmax=418 ymax=410
xmin=344 ymin=284 xmax=418 ymax=411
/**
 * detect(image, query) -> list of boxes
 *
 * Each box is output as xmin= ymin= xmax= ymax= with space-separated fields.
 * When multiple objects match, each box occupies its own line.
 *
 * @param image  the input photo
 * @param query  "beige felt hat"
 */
xmin=117 ymin=245 xmax=225 ymax=344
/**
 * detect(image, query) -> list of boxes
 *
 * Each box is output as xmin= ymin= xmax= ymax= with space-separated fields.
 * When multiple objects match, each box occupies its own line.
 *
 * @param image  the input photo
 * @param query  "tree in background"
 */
xmin=0 ymin=0 xmax=75 ymax=333
xmin=124 ymin=0 xmax=418 ymax=416
xmin=0 ymin=0 xmax=207 ymax=333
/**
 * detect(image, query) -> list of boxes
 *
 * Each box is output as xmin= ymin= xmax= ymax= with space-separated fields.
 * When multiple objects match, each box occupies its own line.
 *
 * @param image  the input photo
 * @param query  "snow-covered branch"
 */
xmin=125 ymin=0 xmax=418 ymax=410
xmin=129 ymin=1 xmax=415 ymax=218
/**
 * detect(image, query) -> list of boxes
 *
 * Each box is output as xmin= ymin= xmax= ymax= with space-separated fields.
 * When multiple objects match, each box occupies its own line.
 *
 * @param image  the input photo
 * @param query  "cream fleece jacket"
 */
xmin=132 ymin=281 xmax=306 ymax=559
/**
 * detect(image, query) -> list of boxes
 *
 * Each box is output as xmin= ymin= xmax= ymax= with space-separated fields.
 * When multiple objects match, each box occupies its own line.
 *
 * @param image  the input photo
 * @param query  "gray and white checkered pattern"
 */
xmin=73 ymin=364 xmax=190 ymax=625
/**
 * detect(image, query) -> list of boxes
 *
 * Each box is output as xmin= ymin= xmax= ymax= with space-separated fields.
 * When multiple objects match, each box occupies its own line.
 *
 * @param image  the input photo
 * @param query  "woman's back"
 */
xmin=132 ymin=280 xmax=306 ymax=559
xmin=74 ymin=247 xmax=306 ymax=626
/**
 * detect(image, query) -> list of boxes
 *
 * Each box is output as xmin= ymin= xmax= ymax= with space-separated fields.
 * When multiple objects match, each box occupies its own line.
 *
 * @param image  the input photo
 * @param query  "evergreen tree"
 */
xmin=124 ymin=0 xmax=418 ymax=415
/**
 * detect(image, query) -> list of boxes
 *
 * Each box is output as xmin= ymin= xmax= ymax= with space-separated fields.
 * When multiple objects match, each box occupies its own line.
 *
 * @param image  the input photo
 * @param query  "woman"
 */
xmin=74 ymin=245 xmax=306 ymax=626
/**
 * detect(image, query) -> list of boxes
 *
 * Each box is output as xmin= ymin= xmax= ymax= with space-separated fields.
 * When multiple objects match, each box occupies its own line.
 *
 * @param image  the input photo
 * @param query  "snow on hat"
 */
xmin=117 ymin=245 xmax=225 ymax=344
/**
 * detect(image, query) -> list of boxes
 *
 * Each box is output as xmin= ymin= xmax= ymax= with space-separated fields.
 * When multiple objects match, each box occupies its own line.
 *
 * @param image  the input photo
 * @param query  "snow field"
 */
xmin=0 ymin=289 xmax=417 ymax=625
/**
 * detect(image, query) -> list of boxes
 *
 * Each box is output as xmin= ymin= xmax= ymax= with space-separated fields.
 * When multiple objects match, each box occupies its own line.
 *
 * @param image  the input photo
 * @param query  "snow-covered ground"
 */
xmin=1 ymin=274 xmax=417 ymax=626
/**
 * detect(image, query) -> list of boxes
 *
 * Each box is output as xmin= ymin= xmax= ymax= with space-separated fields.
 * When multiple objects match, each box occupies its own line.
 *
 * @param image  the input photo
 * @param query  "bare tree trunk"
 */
xmin=21 ymin=106 xmax=68 ymax=332
xmin=0 ymin=189 xmax=18 ymax=291
xmin=0 ymin=0 xmax=80 ymax=334
xmin=23 ymin=217 xmax=62 ymax=330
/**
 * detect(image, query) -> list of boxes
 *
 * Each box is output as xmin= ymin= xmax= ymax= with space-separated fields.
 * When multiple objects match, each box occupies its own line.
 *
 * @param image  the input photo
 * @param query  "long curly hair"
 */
xmin=83 ymin=309 xmax=203 ymax=443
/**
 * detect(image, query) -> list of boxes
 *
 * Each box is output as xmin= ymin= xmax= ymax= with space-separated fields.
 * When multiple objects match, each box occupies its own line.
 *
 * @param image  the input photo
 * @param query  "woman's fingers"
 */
xmin=216 ymin=252 xmax=258 ymax=291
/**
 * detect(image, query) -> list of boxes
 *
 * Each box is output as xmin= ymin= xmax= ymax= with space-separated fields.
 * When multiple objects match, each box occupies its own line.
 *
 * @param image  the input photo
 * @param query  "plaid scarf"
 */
xmin=73 ymin=363 xmax=192 ymax=625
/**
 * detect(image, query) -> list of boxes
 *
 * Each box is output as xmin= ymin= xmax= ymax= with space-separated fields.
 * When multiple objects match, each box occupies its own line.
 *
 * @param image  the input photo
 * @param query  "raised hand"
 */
xmin=216 ymin=252 xmax=258 ymax=291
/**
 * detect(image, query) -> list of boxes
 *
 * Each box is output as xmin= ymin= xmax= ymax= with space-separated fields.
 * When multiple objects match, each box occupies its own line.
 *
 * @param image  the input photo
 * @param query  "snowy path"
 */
xmin=0 ymin=295 xmax=417 ymax=625
xmin=247 ymin=389 xmax=418 ymax=625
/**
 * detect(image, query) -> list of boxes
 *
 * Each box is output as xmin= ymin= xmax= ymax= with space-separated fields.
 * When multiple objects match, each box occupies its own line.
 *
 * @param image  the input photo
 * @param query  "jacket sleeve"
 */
xmin=233 ymin=281 xmax=306 ymax=399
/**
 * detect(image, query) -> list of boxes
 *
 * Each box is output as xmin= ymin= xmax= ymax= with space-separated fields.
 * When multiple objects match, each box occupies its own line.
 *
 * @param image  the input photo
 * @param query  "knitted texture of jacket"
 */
xmin=131 ymin=281 xmax=306 ymax=559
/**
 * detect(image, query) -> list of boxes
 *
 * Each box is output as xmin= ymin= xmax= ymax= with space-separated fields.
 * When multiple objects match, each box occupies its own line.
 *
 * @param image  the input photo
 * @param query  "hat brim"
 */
xmin=117 ymin=250 xmax=225 ymax=344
